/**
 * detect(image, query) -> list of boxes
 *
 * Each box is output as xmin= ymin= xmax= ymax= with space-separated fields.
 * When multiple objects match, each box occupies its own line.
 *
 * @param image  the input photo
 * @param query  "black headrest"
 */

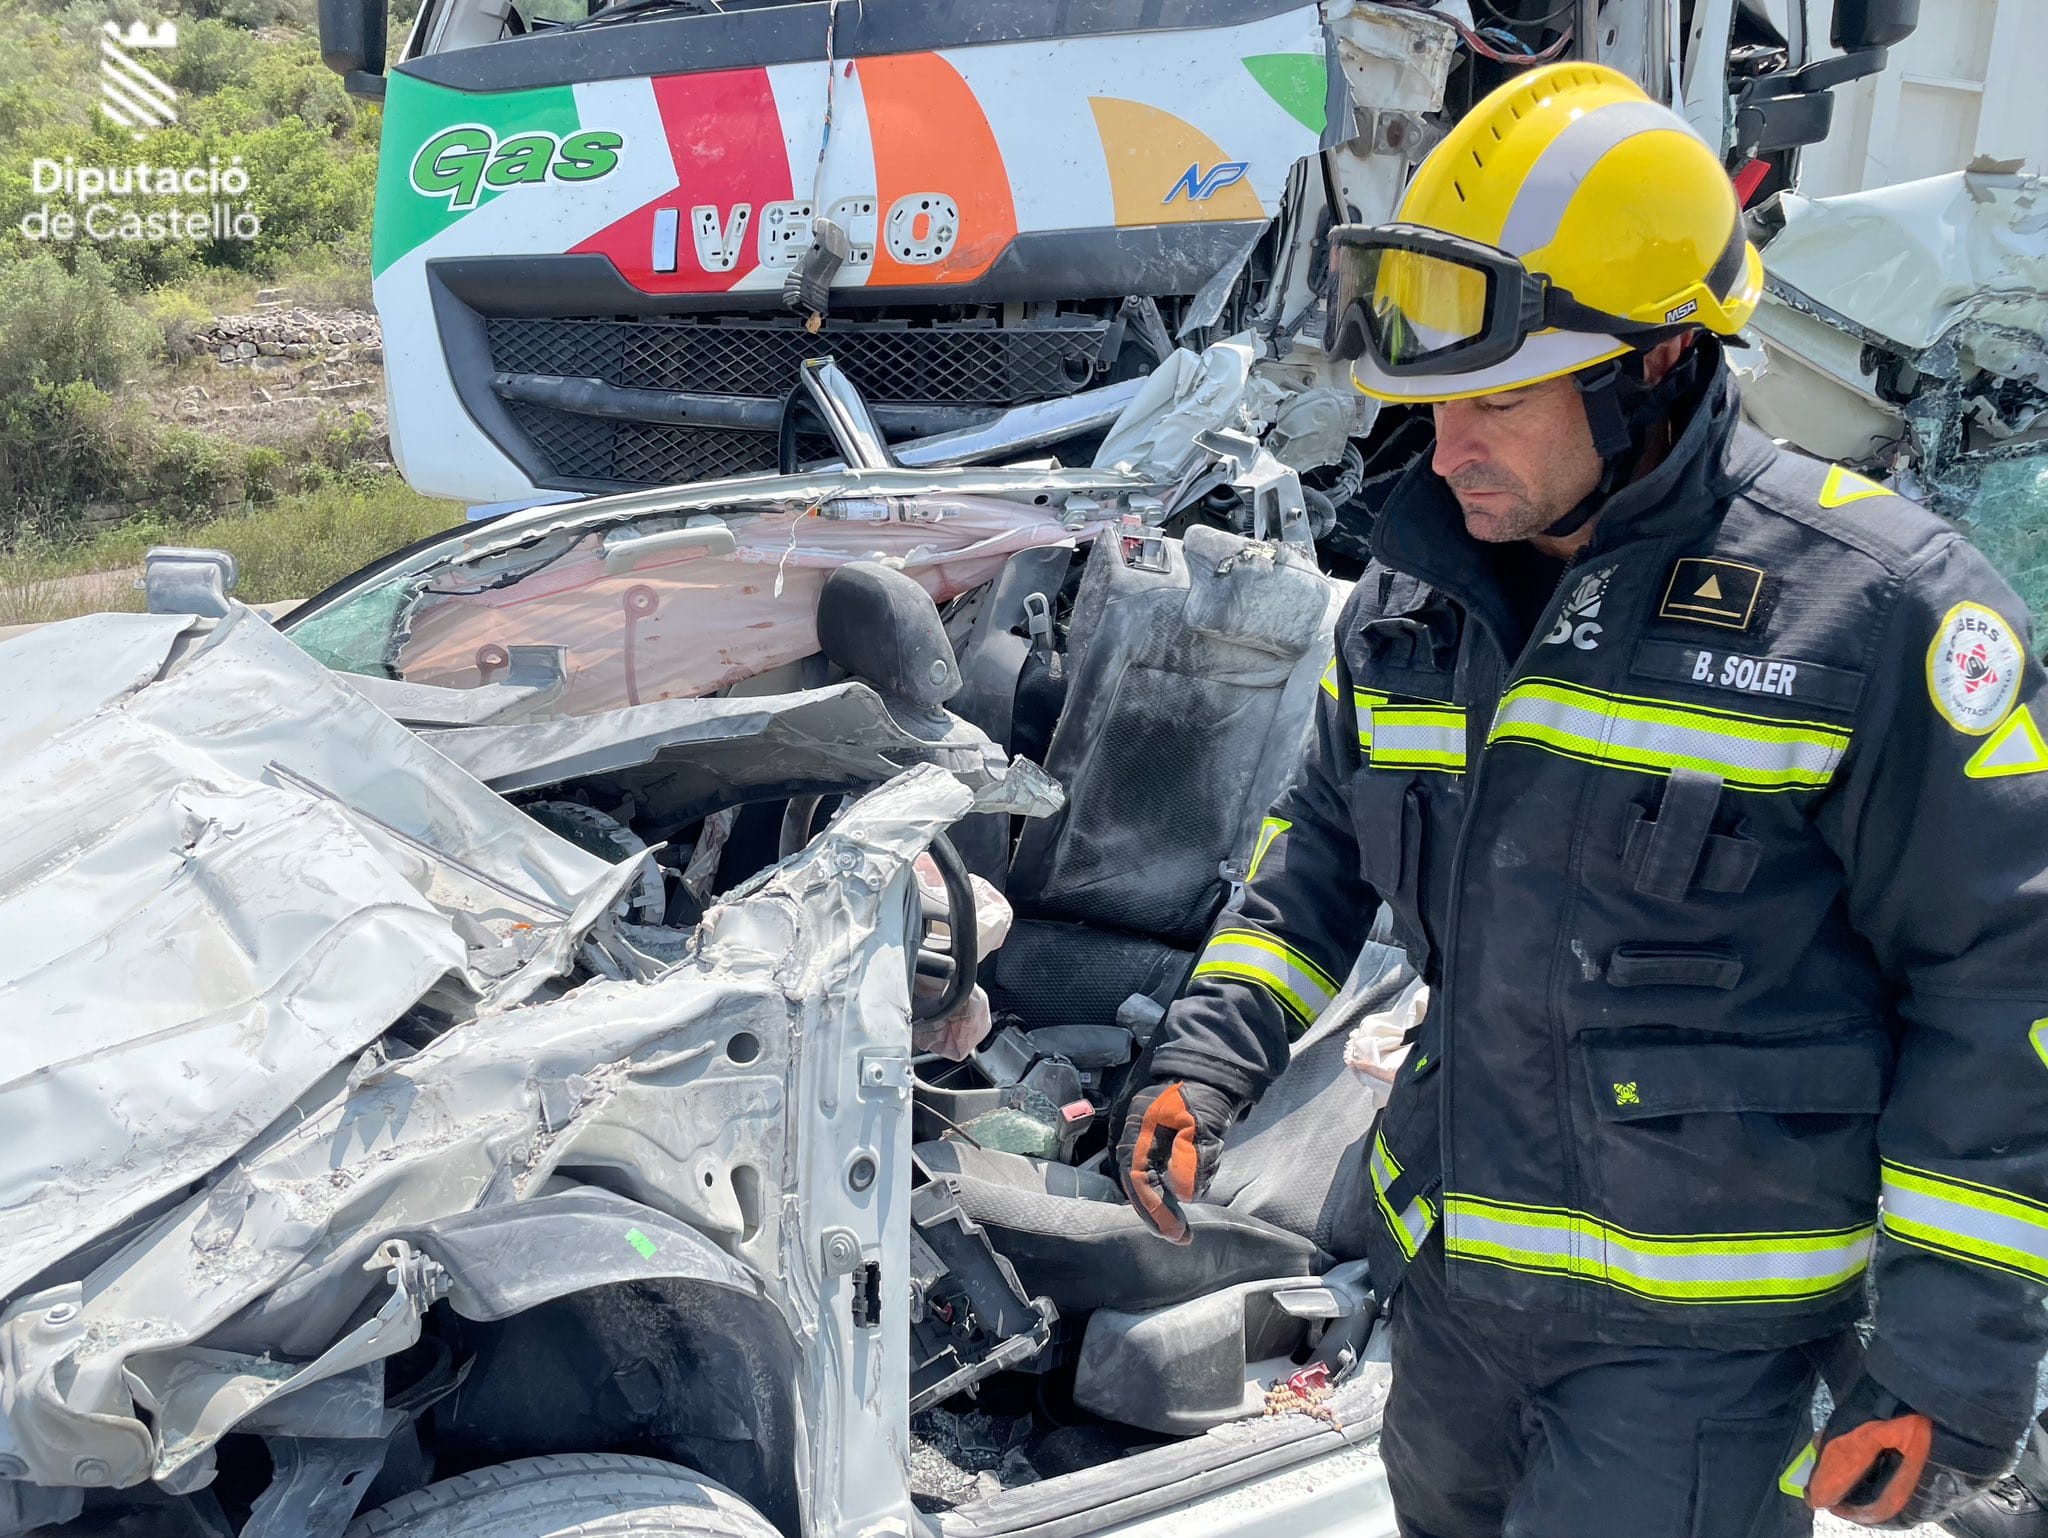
xmin=817 ymin=562 xmax=962 ymax=709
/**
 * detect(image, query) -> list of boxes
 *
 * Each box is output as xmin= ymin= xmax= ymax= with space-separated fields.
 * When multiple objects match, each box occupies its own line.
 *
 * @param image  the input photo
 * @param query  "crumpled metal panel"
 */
xmin=426 ymin=680 xmax=1006 ymax=802
xmin=0 ymin=611 xmax=200 ymax=758
xmin=0 ymin=606 xmax=628 ymax=1304
xmin=1095 ymin=338 xmax=1284 ymax=484
xmin=1740 ymin=164 xmax=2048 ymax=467
xmin=1760 ymin=165 xmax=2048 ymax=355
xmin=0 ymin=761 xmax=973 ymax=1529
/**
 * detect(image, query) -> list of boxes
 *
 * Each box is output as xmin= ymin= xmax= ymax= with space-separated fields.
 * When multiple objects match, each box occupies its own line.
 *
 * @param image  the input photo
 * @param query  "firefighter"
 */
xmin=1116 ymin=61 xmax=2048 ymax=1536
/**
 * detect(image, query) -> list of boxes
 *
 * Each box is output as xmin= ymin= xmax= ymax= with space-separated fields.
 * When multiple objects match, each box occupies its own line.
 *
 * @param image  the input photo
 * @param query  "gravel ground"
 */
xmin=1811 ymin=1515 xmax=1945 ymax=1537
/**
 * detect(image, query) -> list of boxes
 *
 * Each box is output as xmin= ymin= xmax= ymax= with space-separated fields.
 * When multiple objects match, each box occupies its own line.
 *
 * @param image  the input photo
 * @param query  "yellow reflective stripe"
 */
xmin=1355 ymin=688 xmax=1388 ymax=750
xmin=1192 ymin=927 xmax=1340 ymax=1027
xmin=1779 ymin=1439 xmax=1817 ymax=1498
xmin=1321 ymin=661 xmax=1386 ymax=749
xmin=1247 ymin=816 xmax=1290 ymax=882
xmin=1881 ymin=1160 xmax=2048 ymax=1285
xmin=1444 ymin=1195 xmax=1874 ymax=1303
xmin=1488 ymin=677 xmax=1850 ymax=792
xmin=1369 ymin=1133 xmax=1436 ymax=1261
xmin=1370 ymin=703 xmax=1467 ymax=773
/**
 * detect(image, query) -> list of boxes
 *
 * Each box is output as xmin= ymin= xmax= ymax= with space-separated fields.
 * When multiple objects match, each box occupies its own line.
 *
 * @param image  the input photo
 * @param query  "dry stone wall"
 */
xmin=202 ymin=296 xmax=382 ymax=370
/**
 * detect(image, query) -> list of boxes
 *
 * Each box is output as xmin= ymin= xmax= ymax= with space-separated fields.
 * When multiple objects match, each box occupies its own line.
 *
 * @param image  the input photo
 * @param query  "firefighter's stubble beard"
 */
xmin=1431 ymin=376 xmax=1605 ymax=546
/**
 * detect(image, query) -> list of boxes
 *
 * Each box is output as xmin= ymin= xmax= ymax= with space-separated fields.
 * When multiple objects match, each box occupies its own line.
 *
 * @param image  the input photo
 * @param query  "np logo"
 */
xmin=1164 ymin=160 xmax=1249 ymax=205
xmin=410 ymin=124 xmax=624 ymax=212
xmin=1543 ymin=565 xmax=1614 ymax=651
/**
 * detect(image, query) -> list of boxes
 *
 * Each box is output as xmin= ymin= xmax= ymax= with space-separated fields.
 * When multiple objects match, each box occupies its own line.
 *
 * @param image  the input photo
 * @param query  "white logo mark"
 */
xmin=100 ymin=19 xmax=178 ymax=142
xmin=1544 ymin=566 xmax=1614 ymax=651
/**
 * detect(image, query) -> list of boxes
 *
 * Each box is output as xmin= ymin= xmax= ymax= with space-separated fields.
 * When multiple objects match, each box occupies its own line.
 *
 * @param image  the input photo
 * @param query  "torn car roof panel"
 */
xmin=0 ymin=606 xmax=635 ymax=1302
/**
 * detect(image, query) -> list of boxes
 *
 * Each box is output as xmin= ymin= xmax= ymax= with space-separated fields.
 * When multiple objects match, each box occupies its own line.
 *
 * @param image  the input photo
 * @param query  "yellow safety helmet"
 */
xmin=1327 ymin=61 xmax=1763 ymax=404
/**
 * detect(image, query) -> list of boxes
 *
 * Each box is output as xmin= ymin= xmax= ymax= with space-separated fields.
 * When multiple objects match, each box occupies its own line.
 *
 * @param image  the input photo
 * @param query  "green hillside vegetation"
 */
xmin=0 ymin=479 xmax=454 ymax=626
xmin=0 ymin=0 xmax=455 ymax=589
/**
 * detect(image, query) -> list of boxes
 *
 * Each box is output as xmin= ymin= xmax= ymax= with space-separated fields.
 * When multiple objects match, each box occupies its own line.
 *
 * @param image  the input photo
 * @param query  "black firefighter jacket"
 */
xmin=1148 ymin=366 xmax=2048 ymax=1452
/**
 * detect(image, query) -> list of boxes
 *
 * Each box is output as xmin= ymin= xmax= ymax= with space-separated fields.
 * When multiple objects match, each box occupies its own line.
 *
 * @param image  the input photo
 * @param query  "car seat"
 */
xmin=913 ymin=939 xmax=1409 ymax=1319
xmin=987 ymin=523 xmax=1345 ymax=1030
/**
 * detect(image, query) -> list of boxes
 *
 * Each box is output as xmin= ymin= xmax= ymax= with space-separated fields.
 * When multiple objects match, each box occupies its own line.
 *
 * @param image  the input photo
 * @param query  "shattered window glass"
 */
xmin=1950 ymin=453 xmax=2048 ymax=631
xmin=288 ymin=583 xmax=412 ymax=679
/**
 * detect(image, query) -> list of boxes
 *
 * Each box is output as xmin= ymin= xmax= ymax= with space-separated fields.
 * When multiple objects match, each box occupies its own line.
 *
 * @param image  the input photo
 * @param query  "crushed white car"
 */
xmin=0 ymin=367 xmax=1413 ymax=1538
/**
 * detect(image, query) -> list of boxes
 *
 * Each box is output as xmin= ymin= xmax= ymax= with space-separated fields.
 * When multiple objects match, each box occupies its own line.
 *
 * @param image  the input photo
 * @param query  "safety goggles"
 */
xmin=1324 ymin=223 xmax=1667 ymax=377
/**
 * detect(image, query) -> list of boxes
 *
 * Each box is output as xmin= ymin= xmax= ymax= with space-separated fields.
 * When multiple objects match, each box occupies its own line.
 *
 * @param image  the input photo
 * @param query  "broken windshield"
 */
xmin=1951 ymin=452 xmax=2048 ymax=627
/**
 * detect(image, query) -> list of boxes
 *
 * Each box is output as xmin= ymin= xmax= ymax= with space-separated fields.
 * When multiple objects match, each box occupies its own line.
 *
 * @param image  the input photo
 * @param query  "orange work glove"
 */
xmin=1115 ymin=1079 xmax=1237 ymax=1244
xmin=1805 ymin=1374 xmax=2009 ymax=1528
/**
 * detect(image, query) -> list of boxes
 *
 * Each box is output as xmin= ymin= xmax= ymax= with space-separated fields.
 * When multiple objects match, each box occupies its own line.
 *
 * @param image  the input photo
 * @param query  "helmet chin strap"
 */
xmin=1541 ymin=340 xmax=1702 ymax=539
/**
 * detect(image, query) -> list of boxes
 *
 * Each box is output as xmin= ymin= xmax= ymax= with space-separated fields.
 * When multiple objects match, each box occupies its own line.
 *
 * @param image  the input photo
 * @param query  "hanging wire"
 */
xmin=1451 ymin=16 xmax=1573 ymax=64
xmin=1471 ymin=0 xmax=1577 ymax=27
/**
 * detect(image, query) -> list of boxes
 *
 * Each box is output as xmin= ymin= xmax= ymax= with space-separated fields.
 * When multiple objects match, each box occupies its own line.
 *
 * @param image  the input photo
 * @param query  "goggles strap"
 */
xmin=1542 ymin=343 xmax=1703 ymax=538
xmin=1542 ymin=359 xmax=1632 ymax=537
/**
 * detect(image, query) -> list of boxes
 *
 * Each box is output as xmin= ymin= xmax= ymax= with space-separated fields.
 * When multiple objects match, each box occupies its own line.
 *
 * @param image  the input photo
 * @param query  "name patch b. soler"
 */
xmin=1928 ymin=601 xmax=2022 ymax=735
xmin=1631 ymin=639 xmax=1864 ymax=712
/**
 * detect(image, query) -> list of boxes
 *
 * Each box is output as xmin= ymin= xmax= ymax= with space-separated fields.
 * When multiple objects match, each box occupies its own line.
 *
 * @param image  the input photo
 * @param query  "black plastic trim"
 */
xmin=427 ymin=261 xmax=593 ymax=491
xmin=402 ymin=0 xmax=1316 ymax=93
xmin=422 ymin=220 xmax=1260 ymax=492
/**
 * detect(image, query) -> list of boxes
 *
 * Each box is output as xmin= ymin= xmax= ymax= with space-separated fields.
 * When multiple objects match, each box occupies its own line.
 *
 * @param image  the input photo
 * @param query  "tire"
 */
xmin=344 ymin=1453 xmax=783 ymax=1538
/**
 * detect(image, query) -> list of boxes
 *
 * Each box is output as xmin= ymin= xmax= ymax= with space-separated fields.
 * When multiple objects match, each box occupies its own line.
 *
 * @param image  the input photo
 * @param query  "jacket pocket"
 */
xmin=1350 ymin=770 xmax=1433 ymax=976
xmin=1580 ymin=1028 xmax=1887 ymax=1123
xmin=1571 ymin=1029 xmax=1886 ymax=1292
xmin=1348 ymin=765 xmax=1409 ymax=892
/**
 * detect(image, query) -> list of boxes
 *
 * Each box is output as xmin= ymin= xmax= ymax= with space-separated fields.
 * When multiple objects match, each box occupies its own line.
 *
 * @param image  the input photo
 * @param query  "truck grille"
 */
xmin=485 ymin=315 xmax=1110 ymax=486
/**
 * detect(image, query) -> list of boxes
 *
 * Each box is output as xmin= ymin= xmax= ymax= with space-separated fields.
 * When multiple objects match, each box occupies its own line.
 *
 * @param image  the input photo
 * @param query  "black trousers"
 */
xmin=1382 ymin=1237 xmax=1827 ymax=1538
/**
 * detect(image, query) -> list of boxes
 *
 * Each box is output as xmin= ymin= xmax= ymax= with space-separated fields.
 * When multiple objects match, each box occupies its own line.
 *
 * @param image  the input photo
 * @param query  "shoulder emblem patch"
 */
xmin=1928 ymin=601 xmax=2023 ymax=735
xmin=1965 ymin=703 xmax=2048 ymax=779
xmin=1818 ymin=465 xmax=1894 ymax=509
xmin=1658 ymin=558 xmax=1764 ymax=632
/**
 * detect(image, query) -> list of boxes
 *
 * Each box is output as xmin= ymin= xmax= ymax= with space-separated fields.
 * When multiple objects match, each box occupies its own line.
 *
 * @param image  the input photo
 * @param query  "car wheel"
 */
xmin=344 ymin=1452 xmax=783 ymax=1538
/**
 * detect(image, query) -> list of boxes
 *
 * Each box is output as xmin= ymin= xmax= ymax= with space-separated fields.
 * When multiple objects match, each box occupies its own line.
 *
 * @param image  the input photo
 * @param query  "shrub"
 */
xmin=142 ymin=287 xmax=216 ymax=365
xmin=149 ymin=426 xmax=244 ymax=516
xmin=243 ymin=48 xmax=358 ymax=137
xmin=0 ymin=381 xmax=153 ymax=535
xmin=0 ymin=249 xmax=158 ymax=395
xmin=165 ymin=17 xmax=262 ymax=98
xmin=186 ymin=0 xmax=318 ymax=32
xmin=1 ymin=29 xmax=382 ymax=288
xmin=242 ymin=445 xmax=285 ymax=503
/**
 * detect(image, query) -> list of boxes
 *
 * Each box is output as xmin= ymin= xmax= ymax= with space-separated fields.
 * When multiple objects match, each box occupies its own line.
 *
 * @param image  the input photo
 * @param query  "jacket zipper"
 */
xmin=1424 ymin=552 xmax=1583 ymax=1275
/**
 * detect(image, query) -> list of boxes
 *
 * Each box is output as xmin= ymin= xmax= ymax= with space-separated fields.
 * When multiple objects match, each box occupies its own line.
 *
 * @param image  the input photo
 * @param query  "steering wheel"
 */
xmin=777 ymin=796 xmax=977 ymax=1023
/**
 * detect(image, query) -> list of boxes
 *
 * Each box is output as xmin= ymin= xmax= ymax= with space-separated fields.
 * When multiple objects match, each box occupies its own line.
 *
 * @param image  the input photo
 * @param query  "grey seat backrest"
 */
xmin=1006 ymin=525 xmax=1346 ymax=950
xmin=1207 ymin=939 xmax=1413 ymax=1256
